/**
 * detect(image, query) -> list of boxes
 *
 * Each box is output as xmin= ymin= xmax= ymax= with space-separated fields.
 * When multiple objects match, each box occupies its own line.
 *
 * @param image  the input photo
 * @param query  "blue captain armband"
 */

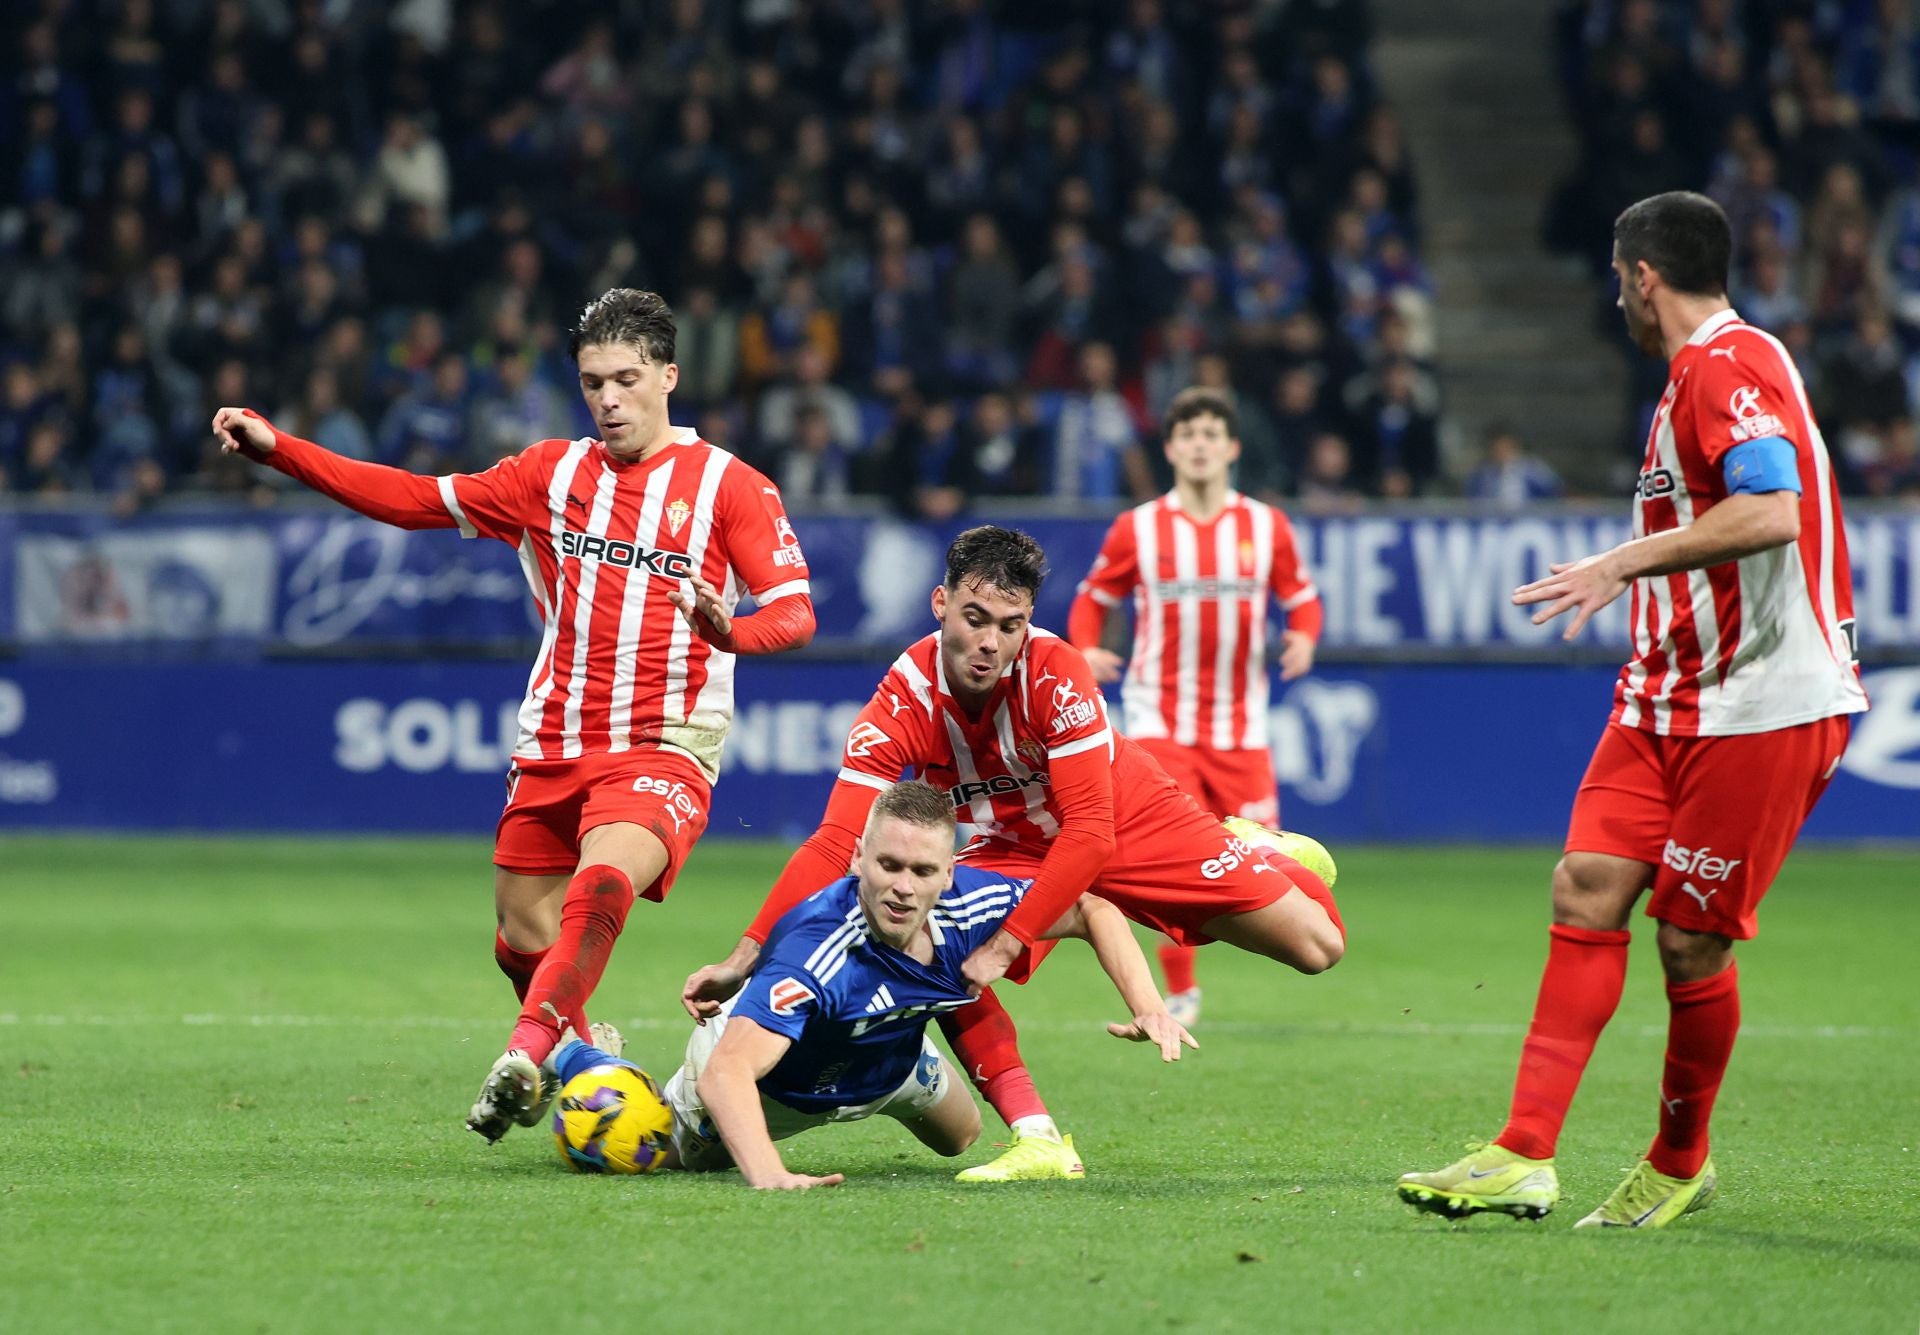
xmin=1721 ymin=436 xmax=1801 ymax=496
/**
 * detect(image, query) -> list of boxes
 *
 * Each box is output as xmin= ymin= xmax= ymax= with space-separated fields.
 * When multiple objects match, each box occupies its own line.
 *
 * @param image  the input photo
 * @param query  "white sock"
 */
xmin=1011 ymin=1114 xmax=1061 ymax=1143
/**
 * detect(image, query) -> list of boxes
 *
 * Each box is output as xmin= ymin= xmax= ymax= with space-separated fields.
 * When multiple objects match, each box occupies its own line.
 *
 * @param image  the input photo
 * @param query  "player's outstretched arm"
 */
xmin=1042 ymin=894 xmax=1197 ymax=1063
xmin=696 ymin=1017 xmax=843 ymax=1190
xmin=964 ymin=745 xmax=1116 ymax=994
xmin=1513 ymin=490 xmax=1799 ymax=640
xmin=211 ymin=407 xmax=465 ymax=530
xmin=681 ymin=777 xmax=880 ymax=1020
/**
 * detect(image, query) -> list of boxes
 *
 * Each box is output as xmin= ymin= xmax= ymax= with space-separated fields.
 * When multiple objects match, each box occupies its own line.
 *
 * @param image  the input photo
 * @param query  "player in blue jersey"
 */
xmin=554 ymin=779 xmax=1195 ymax=1188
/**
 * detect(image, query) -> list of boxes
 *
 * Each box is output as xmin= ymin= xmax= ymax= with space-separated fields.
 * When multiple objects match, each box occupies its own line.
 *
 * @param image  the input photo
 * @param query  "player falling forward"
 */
xmin=211 ymin=288 xmax=817 ymax=1141
xmin=685 ymin=526 xmax=1345 ymax=1183
xmin=624 ymin=780 xmax=1189 ymax=1188
xmin=1398 ymin=192 xmax=1867 ymax=1228
xmin=1069 ymin=387 xmax=1323 ymax=1025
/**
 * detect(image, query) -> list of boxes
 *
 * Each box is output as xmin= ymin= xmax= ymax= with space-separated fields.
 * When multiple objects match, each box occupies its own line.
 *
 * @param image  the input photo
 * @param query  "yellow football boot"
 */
xmin=955 ymin=1131 xmax=1086 ymax=1183
xmin=1397 ymin=1142 xmax=1560 ymax=1220
xmin=1574 ymin=1158 xmax=1717 ymax=1229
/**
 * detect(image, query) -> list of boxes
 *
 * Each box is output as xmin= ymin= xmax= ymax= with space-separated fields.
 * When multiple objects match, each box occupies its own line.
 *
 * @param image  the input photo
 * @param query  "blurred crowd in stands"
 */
xmin=1552 ymin=0 xmax=1920 ymax=500
xmin=0 ymin=0 xmax=1466 ymax=517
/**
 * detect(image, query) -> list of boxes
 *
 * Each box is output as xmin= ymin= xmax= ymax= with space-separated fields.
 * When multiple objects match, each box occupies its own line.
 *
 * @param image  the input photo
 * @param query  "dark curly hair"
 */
xmin=568 ymin=288 xmax=676 ymax=364
xmin=944 ymin=526 xmax=1048 ymax=602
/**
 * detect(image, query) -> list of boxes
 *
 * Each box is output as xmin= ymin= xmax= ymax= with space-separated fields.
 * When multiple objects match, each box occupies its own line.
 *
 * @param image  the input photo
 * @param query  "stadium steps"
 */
xmin=1375 ymin=0 xmax=1628 ymax=493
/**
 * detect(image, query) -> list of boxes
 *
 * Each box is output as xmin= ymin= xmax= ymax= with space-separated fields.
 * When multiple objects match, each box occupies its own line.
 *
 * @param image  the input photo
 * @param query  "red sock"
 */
xmin=507 ymin=865 xmax=632 ymax=1064
xmin=493 ymin=930 xmax=546 ymax=1004
xmin=1158 ymin=943 xmax=1198 ymax=994
xmin=1646 ymin=963 xmax=1740 ymax=1179
xmin=1495 ymin=923 xmax=1631 ymax=1161
xmin=1283 ymin=863 xmax=1345 ymax=942
xmin=938 ymin=987 xmax=1048 ymax=1126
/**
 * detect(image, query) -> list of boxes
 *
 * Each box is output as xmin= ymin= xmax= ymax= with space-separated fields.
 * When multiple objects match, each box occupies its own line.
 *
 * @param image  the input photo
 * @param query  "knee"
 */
xmin=497 ymin=904 xmax=558 ymax=951
xmin=1655 ymin=920 xmax=1733 ymax=982
xmin=1551 ymin=854 xmax=1638 ymax=931
xmin=1292 ymin=927 xmax=1345 ymax=975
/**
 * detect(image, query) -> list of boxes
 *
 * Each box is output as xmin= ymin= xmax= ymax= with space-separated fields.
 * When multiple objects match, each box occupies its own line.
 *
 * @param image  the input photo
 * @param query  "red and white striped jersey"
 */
xmin=835 ymin=630 xmax=1117 ymax=847
xmin=1077 ymin=492 xmax=1318 ymax=748
xmin=441 ymin=428 xmax=811 ymax=775
xmin=1617 ymin=308 xmax=1867 ymax=736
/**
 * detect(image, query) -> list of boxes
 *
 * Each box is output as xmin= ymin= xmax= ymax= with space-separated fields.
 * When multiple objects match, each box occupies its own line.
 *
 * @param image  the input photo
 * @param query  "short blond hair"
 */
xmin=868 ymin=780 xmax=955 ymax=833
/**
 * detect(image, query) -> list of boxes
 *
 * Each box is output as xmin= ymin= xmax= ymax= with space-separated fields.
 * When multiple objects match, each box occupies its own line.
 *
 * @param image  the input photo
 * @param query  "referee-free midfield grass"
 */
xmin=2 ymin=838 xmax=1916 ymax=1334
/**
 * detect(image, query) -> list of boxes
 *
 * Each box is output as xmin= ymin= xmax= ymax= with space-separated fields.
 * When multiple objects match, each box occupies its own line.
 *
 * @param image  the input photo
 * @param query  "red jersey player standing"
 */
xmin=210 ymin=289 xmax=817 ymax=1142
xmin=1398 ymin=193 xmax=1867 ymax=1228
xmin=1068 ymin=387 xmax=1322 ymax=1025
xmin=683 ymin=527 xmax=1346 ymax=1182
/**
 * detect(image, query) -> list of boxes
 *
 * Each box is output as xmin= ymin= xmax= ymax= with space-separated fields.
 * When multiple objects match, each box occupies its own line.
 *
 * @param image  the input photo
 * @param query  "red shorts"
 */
xmin=494 ymin=746 xmax=711 ymax=900
xmin=1566 ymin=717 xmax=1849 ymax=940
xmin=1133 ymin=737 xmax=1281 ymax=824
xmin=962 ymin=748 xmax=1317 ymax=957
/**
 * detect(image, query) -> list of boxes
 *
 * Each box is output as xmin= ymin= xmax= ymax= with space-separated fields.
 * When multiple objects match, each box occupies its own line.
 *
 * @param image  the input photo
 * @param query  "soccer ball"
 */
xmin=551 ymin=1063 xmax=675 ymax=1175
xmin=1222 ymin=816 xmax=1338 ymax=888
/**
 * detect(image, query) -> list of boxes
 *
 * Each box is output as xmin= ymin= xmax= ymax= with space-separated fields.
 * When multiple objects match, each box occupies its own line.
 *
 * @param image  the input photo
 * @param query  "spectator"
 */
xmin=378 ymin=351 xmax=471 ymax=472
xmin=3 ymin=219 xmax=84 ymax=342
xmin=1352 ymin=358 xmax=1442 ymax=496
xmin=358 ymin=113 xmax=451 ymax=237
xmin=1052 ymin=341 xmax=1154 ymax=502
xmin=1298 ymin=431 xmax=1365 ymax=514
xmin=280 ymin=366 xmax=374 ymax=463
xmin=773 ymin=403 xmax=852 ymax=504
xmin=673 ymin=287 xmax=741 ymax=411
xmin=758 ymin=344 xmax=861 ymax=457
xmin=1466 ymin=423 xmax=1564 ymax=508
xmin=468 ymin=349 xmax=568 ymax=464
xmin=946 ymin=214 xmax=1022 ymax=389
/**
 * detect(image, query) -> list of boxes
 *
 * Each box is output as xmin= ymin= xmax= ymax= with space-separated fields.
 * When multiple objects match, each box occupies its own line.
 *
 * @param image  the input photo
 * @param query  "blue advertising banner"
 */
xmin=5 ymin=505 xmax=1918 ymax=654
xmin=2 ymin=658 xmax=1912 ymax=843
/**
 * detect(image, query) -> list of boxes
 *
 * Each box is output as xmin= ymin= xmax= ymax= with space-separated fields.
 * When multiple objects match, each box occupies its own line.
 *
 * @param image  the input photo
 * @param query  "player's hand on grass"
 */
xmin=681 ymin=961 xmax=748 ymax=1023
xmin=1107 ymin=1012 xmax=1200 ymax=1062
xmin=1082 ymin=647 xmax=1125 ymax=684
xmin=749 ymin=1171 xmax=845 ymax=1191
xmin=960 ymin=930 xmax=1024 ymax=996
xmin=210 ymin=407 xmax=275 ymax=457
xmin=668 ymin=575 xmax=732 ymax=639
xmin=1278 ymin=630 xmax=1316 ymax=681
xmin=1512 ymin=551 xmax=1630 ymax=641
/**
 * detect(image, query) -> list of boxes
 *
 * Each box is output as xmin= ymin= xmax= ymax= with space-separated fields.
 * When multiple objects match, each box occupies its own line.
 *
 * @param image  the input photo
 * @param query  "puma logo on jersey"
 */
xmin=1709 ymin=347 xmax=1737 ymax=361
xmin=886 ymin=691 xmax=910 ymax=717
xmin=559 ymin=528 xmax=695 ymax=578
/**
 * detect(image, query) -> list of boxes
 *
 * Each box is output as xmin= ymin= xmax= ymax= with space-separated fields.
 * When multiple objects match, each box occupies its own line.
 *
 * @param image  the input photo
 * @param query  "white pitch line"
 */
xmin=0 ymin=1014 xmax=1904 ymax=1040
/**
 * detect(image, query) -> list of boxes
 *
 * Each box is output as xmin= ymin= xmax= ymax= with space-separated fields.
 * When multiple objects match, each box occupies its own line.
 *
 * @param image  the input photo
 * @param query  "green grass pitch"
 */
xmin=3 ymin=836 xmax=1917 ymax=1333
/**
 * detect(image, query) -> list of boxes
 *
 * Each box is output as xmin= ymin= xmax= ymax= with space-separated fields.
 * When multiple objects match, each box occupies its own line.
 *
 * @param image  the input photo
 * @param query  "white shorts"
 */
xmin=662 ymin=997 xmax=950 ymax=1171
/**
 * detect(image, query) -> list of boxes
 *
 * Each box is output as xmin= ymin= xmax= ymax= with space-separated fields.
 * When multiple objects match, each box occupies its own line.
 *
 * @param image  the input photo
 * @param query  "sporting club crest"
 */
xmin=666 ymin=498 xmax=692 ymax=537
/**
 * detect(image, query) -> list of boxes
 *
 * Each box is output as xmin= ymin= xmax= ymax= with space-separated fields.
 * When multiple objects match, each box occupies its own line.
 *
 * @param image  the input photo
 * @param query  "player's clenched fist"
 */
xmin=210 ymin=406 xmax=275 ymax=456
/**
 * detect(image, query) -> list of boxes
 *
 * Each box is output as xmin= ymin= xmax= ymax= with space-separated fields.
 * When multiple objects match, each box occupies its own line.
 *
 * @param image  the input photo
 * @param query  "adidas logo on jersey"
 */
xmin=865 ymin=985 xmax=897 ymax=1014
xmin=559 ymin=527 xmax=695 ymax=578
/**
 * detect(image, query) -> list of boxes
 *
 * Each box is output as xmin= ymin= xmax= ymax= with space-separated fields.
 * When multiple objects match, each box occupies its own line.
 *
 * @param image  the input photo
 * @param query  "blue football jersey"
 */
xmin=731 ymin=866 xmax=1032 ymax=1112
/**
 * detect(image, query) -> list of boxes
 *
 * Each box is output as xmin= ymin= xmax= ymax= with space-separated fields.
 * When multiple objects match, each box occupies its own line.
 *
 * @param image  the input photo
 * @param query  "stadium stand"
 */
xmin=0 ymin=0 xmax=1438 ymax=514
xmin=1549 ymin=0 xmax=1920 ymax=500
